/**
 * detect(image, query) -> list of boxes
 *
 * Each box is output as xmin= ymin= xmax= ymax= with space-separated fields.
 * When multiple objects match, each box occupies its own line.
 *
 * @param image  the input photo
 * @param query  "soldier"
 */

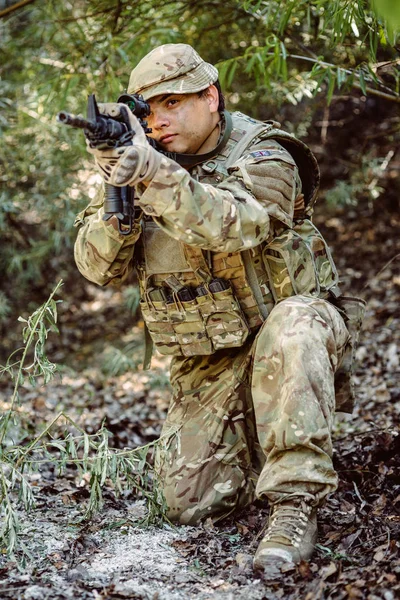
xmin=74 ymin=44 xmax=364 ymax=574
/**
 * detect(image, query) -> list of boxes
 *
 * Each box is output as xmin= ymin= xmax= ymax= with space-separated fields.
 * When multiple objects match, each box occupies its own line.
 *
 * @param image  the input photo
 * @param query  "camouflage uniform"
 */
xmin=74 ymin=44 xmax=364 ymax=525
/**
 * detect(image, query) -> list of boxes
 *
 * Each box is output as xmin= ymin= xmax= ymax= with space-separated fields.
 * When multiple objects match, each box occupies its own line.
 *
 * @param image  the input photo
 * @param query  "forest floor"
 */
xmin=0 ymin=205 xmax=399 ymax=600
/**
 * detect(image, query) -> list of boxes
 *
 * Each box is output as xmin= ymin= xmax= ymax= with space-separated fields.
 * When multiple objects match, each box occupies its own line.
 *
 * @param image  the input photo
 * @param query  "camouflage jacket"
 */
xmin=74 ymin=109 xmax=340 ymax=336
xmin=75 ymin=111 xmax=302 ymax=282
xmin=74 ymin=111 xmax=364 ymax=410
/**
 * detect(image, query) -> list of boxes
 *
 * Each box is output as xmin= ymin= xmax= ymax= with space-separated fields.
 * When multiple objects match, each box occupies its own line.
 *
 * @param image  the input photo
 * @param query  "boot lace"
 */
xmin=263 ymin=499 xmax=313 ymax=548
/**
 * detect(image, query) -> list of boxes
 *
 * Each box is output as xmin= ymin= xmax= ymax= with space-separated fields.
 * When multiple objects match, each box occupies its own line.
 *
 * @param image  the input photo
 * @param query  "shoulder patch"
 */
xmin=250 ymin=150 xmax=272 ymax=158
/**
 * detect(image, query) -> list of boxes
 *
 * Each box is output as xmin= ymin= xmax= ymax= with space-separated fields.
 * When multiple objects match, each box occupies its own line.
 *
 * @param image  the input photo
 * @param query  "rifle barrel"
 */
xmin=57 ymin=112 xmax=98 ymax=133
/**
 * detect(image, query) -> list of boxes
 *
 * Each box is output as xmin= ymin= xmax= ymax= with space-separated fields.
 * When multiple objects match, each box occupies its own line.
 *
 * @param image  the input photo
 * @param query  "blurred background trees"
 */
xmin=0 ymin=0 xmax=399 ymax=351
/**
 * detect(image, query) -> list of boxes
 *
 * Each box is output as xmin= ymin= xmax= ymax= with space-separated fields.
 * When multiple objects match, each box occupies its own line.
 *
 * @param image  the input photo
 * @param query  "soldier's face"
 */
xmin=146 ymin=86 xmax=220 ymax=154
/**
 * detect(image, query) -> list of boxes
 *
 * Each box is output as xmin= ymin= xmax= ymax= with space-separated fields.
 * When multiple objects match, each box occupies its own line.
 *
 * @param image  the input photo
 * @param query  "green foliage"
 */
xmin=218 ymin=0 xmax=399 ymax=105
xmin=325 ymin=180 xmax=360 ymax=208
xmin=0 ymin=292 xmax=12 ymax=324
xmin=100 ymin=344 xmax=141 ymax=377
xmin=123 ymin=284 xmax=141 ymax=317
xmin=1 ymin=412 xmax=171 ymax=557
xmin=373 ymin=0 xmax=400 ymax=29
xmin=316 ymin=543 xmax=353 ymax=562
xmin=0 ymin=285 xmax=171 ymax=558
xmin=0 ymin=279 xmax=63 ymax=445
xmin=0 ymin=0 xmax=399 ymax=316
xmin=325 ymin=151 xmax=395 ymax=208
xmin=148 ymin=369 xmax=172 ymax=391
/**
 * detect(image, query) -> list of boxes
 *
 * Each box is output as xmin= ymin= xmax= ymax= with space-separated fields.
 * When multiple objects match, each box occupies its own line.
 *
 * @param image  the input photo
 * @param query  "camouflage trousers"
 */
xmin=154 ymin=295 xmax=350 ymax=524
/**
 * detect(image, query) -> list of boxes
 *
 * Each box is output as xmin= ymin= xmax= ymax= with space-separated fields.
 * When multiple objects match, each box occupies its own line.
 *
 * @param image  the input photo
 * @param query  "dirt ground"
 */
xmin=0 ymin=201 xmax=399 ymax=599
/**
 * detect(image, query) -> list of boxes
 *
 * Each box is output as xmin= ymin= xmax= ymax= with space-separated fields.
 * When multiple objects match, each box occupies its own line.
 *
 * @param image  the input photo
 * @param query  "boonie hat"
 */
xmin=127 ymin=43 xmax=219 ymax=101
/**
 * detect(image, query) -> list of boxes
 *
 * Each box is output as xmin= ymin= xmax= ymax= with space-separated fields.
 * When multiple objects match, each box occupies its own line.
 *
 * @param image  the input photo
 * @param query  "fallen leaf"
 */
xmin=321 ymin=562 xmax=337 ymax=580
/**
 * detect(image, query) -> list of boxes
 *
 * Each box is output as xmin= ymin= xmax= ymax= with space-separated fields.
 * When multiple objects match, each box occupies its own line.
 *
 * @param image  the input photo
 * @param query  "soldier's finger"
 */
xmin=98 ymin=102 xmax=124 ymax=118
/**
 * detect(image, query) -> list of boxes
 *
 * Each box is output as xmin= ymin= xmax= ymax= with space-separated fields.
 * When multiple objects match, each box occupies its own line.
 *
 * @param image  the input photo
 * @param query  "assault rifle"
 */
xmin=57 ymin=93 xmax=151 ymax=235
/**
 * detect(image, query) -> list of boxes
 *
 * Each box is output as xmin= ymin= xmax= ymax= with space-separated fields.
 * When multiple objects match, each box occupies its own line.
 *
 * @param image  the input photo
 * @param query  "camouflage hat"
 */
xmin=127 ymin=44 xmax=219 ymax=101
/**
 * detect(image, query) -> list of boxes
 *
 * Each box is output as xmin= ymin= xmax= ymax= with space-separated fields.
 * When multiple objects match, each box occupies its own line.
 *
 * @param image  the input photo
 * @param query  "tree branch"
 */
xmin=221 ymin=50 xmax=400 ymax=103
xmin=0 ymin=0 xmax=37 ymax=19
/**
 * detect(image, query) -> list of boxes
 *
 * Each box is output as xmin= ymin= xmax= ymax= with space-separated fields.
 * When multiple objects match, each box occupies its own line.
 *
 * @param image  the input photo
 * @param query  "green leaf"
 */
xmin=358 ymin=70 xmax=367 ymax=95
xmin=372 ymin=0 xmax=400 ymax=29
xmin=100 ymin=453 xmax=109 ymax=486
xmin=326 ymin=69 xmax=336 ymax=105
xmin=337 ymin=67 xmax=346 ymax=89
xmin=83 ymin=433 xmax=90 ymax=465
xmin=48 ymin=441 xmax=66 ymax=454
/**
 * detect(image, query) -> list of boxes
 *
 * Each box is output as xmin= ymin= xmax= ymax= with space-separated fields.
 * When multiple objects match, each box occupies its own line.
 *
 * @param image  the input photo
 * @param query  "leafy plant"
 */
xmin=0 ymin=282 xmax=174 ymax=559
xmin=0 ymin=292 xmax=11 ymax=324
xmin=123 ymin=284 xmax=141 ymax=317
xmin=373 ymin=0 xmax=400 ymax=30
xmin=0 ymin=0 xmax=399 ymax=332
xmin=0 ymin=279 xmax=63 ymax=443
xmin=316 ymin=543 xmax=353 ymax=562
xmin=325 ymin=151 xmax=395 ymax=208
xmin=100 ymin=344 xmax=141 ymax=377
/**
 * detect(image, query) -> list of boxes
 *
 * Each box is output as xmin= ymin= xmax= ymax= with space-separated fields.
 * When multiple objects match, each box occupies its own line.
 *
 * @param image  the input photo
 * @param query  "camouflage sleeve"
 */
xmin=73 ymin=189 xmax=141 ymax=287
xmin=136 ymin=140 xmax=300 ymax=253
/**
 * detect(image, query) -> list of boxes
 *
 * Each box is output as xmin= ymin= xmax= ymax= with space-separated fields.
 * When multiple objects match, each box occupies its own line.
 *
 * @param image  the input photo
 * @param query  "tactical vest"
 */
xmin=136 ymin=111 xmax=346 ymax=355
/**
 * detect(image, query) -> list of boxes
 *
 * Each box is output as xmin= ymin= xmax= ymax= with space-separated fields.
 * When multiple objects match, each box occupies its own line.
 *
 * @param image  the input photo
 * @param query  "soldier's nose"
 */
xmin=151 ymin=111 xmax=170 ymax=130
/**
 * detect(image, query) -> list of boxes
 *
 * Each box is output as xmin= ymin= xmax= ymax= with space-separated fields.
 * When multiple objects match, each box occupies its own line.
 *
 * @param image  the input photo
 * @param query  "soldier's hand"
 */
xmin=86 ymin=102 xmax=161 ymax=187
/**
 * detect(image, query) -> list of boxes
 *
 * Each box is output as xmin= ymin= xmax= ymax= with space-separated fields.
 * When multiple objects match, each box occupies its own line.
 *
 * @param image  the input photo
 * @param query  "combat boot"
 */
xmin=253 ymin=496 xmax=317 ymax=572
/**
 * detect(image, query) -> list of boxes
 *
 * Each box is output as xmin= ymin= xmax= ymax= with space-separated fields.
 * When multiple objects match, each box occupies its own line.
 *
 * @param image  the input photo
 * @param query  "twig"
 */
xmin=320 ymin=104 xmax=330 ymax=144
xmin=218 ymin=52 xmax=400 ymax=103
xmin=44 ymin=7 xmax=117 ymax=24
xmin=352 ymin=481 xmax=367 ymax=511
xmin=334 ymin=427 xmax=398 ymax=443
xmin=362 ymin=253 xmax=400 ymax=292
xmin=12 ymin=423 xmax=181 ymax=467
xmin=364 ymin=125 xmax=400 ymax=141
xmin=0 ymin=587 xmax=31 ymax=593
xmin=0 ymin=280 xmax=63 ymax=446
xmin=13 ymin=411 xmax=78 ymax=470
xmin=367 ymin=149 xmax=396 ymax=192
xmin=0 ymin=0 xmax=36 ymax=19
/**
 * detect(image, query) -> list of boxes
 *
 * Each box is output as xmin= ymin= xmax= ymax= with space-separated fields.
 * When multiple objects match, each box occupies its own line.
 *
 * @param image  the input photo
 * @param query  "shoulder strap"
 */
xmin=214 ymin=113 xmax=320 ymax=215
xmin=258 ymin=129 xmax=320 ymax=215
xmin=224 ymin=113 xmax=275 ymax=168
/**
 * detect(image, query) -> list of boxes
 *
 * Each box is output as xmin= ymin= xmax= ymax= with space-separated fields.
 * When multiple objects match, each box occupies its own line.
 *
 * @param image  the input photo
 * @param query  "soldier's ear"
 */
xmin=204 ymin=85 xmax=219 ymax=113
